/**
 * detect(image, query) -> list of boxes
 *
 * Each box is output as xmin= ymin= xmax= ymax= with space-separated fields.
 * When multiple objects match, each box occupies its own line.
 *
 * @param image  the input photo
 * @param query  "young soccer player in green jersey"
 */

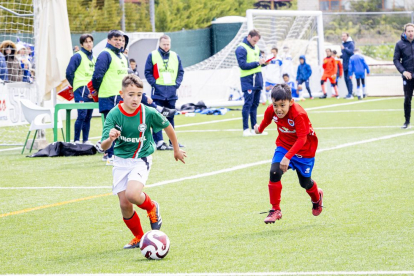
xmin=100 ymin=74 xmax=186 ymax=249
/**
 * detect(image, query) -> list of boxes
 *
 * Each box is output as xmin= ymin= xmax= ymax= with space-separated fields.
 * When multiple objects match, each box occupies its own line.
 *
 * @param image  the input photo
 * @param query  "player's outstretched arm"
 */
xmin=101 ymin=128 xmax=121 ymax=150
xmin=164 ymin=125 xmax=187 ymax=164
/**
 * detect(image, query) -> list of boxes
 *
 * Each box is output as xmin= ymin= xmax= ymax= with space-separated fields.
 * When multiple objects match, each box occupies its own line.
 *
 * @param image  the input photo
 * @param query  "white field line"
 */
xmin=174 ymin=126 xmax=408 ymax=133
xmin=2 ymin=131 xmax=413 ymax=190
xmin=5 ymin=271 xmax=414 ymax=276
xmin=175 ymin=98 xmax=400 ymax=129
xmin=0 ymin=98 xmax=402 ymax=153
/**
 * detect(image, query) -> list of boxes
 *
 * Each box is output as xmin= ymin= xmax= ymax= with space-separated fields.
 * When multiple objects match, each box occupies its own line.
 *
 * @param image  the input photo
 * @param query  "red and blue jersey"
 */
xmin=258 ymin=102 xmax=318 ymax=159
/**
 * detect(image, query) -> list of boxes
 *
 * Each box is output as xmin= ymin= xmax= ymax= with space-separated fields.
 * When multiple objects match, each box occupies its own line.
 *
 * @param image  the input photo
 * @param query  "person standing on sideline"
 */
xmin=320 ymin=49 xmax=339 ymax=99
xmin=90 ymin=30 xmax=129 ymax=165
xmin=332 ymin=50 xmax=343 ymax=91
xmin=235 ymin=29 xmax=268 ymax=137
xmin=263 ymin=47 xmax=283 ymax=103
xmin=393 ymin=23 xmax=414 ymax=129
xmin=340 ymin=33 xmax=355 ymax=99
xmin=349 ymin=49 xmax=370 ymax=100
xmin=66 ymin=34 xmax=96 ymax=145
xmin=129 ymin=59 xmax=139 ymax=76
xmin=296 ymin=55 xmax=313 ymax=99
xmin=144 ymin=35 xmax=185 ymax=150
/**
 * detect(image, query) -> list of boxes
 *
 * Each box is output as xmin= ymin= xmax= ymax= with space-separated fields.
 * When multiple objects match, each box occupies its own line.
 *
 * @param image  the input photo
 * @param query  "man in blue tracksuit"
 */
xmin=144 ymin=35 xmax=185 ymax=150
xmin=296 ymin=55 xmax=313 ymax=99
xmin=349 ymin=49 xmax=370 ymax=100
xmin=235 ymin=29 xmax=268 ymax=137
xmin=393 ymin=23 xmax=414 ymax=129
xmin=66 ymin=34 xmax=96 ymax=144
xmin=340 ymin=33 xmax=355 ymax=99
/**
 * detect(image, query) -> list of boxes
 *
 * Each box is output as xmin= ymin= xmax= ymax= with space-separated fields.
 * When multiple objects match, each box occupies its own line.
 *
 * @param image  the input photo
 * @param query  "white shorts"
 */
xmin=112 ymin=155 xmax=153 ymax=195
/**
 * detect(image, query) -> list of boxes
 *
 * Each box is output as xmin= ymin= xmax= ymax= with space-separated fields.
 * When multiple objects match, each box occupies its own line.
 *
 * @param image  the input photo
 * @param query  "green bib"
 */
xmin=99 ymin=48 xmax=128 ymax=98
xmin=73 ymin=51 xmax=96 ymax=92
xmin=151 ymin=50 xmax=178 ymax=86
xmin=238 ymin=43 xmax=262 ymax=77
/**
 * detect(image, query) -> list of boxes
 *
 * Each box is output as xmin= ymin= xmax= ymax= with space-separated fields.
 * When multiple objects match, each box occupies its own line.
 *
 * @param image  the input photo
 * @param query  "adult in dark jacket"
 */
xmin=235 ymin=29 xmax=268 ymax=137
xmin=0 ymin=40 xmax=23 ymax=82
xmin=393 ymin=23 xmax=414 ymax=129
xmin=66 ymin=34 xmax=96 ymax=144
xmin=296 ymin=55 xmax=313 ymax=98
xmin=340 ymin=33 xmax=355 ymax=99
xmin=91 ymin=30 xmax=129 ymax=164
xmin=144 ymin=35 xmax=184 ymax=150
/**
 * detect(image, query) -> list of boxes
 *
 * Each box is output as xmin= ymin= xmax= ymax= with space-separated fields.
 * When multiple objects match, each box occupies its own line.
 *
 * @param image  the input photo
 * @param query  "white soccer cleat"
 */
xmin=243 ymin=129 xmax=253 ymax=136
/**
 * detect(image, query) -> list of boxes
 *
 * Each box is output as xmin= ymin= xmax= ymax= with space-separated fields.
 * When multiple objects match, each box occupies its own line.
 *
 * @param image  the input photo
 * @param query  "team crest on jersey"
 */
xmin=273 ymin=116 xmax=278 ymax=123
xmin=138 ymin=123 xmax=147 ymax=133
xmin=288 ymin=119 xmax=294 ymax=127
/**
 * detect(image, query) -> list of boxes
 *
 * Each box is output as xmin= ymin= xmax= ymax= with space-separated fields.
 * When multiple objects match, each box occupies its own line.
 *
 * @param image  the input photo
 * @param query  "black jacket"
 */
xmin=393 ymin=33 xmax=414 ymax=75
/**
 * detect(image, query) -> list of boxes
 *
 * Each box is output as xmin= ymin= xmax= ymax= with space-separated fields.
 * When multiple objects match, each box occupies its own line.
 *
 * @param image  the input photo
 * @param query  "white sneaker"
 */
xmin=74 ymin=140 xmax=81 ymax=144
xmin=84 ymin=141 xmax=93 ymax=145
xmin=95 ymin=141 xmax=105 ymax=153
xmin=106 ymin=156 xmax=114 ymax=166
xmin=243 ymin=129 xmax=253 ymax=136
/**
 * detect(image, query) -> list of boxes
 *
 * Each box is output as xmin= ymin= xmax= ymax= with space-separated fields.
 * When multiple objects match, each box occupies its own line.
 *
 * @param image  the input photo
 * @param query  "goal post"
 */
xmin=246 ymin=9 xmax=325 ymax=69
xmin=178 ymin=9 xmax=326 ymax=109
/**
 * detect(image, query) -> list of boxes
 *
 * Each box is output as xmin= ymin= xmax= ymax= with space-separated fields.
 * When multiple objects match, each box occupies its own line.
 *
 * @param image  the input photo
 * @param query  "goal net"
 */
xmin=0 ymin=1 xmax=37 ymax=146
xmin=179 ymin=9 xmax=324 ymax=108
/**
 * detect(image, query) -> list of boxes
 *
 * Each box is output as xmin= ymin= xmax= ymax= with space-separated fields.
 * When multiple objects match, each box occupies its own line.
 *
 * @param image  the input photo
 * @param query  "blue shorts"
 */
xmin=265 ymin=82 xmax=276 ymax=92
xmin=271 ymin=146 xmax=315 ymax=177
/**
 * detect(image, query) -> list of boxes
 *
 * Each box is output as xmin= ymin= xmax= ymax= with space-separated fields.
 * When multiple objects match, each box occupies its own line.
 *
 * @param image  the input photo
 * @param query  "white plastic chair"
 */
xmin=20 ymin=99 xmax=64 ymax=154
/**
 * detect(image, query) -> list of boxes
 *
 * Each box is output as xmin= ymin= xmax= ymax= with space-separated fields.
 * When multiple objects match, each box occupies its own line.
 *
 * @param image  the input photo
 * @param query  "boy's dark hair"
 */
xmin=271 ymin=84 xmax=292 ymax=101
xmin=332 ymin=50 xmax=337 ymax=55
xmin=79 ymin=34 xmax=93 ymax=45
xmin=282 ymin=73 xmax=289 ymax=79
xmin=108 ymin=30 xmax=123 ymax=40
xmin=248 ymin=29 xmax=261 ymax=38
xmin=326 ymin=48 xmax=332 ymax=52
xmin=271 ymin=47 xmax=278 ymax=52
xmin=122 ymin=74 xmax=143 ymax=89
xmin=129 ymin=58 xmax=136 ymax=63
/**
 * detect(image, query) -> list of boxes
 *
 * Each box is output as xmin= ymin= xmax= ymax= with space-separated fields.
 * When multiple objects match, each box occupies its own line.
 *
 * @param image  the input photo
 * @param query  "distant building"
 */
xmin=297 ymin=0 xmax=410 ymax=11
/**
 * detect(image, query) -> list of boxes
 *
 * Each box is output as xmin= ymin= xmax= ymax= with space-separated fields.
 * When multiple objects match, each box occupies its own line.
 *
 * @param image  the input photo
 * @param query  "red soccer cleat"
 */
xmin=312 ymin=188 xmax=323 ymax=216
xmin=264 ymin=209 xmax=282 ymax=224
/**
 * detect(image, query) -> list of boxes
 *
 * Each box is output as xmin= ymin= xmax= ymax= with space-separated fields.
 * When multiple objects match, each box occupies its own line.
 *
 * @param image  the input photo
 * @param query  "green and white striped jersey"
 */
xmin=102 ymin=103 xmax=170 ymax=159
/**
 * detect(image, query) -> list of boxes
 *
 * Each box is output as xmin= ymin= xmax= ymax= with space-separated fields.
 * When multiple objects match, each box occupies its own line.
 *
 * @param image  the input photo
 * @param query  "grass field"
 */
xmin=1 ymin=97 xmax=414 ymax=275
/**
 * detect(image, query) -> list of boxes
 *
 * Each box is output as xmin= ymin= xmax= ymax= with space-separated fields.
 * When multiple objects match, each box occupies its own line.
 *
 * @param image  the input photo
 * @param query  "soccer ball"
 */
xmin=140 ymin=230 xmax=170 ymax=260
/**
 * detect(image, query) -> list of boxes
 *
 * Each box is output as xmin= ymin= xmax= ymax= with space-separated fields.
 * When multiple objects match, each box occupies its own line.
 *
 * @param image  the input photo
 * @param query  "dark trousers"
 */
xmin=297 ymin=79 xmax=312 ymax=97
xmin=152 ymin=99 xmax=176 ymax=143
xmin=74 ymin=86 xmax=93 ymax=142
xmin=403 ymin=78 xmax=414 ymax=123
xmin=242 ymin=89 xmax=261 ymax=130
xmin=344 ymin=69 xmax=353 ymax=96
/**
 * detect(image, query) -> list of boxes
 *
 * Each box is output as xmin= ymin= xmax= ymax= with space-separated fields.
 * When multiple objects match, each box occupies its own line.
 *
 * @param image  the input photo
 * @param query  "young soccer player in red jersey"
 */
xmin=100 ymin=74 xmax=186 ymax=248
xmin=254 ymin=83 xmax=323 ymax=224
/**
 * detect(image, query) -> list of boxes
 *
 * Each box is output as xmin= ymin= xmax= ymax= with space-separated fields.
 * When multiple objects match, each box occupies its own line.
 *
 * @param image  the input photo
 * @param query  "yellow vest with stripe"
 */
xmin=73 ymin=51 xmax=96 ymax=92
xmin=151 ymin=50 xmax=178 ymax=86
xmin=99 ymin=48 xmax=128 ymax=98
xmin=238 ymin=43 xmax=262 ymax=77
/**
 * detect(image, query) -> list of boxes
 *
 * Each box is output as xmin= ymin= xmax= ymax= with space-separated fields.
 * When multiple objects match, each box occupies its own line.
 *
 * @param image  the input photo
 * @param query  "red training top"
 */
xmin=258 ymin=102 xmax=318 ymax=159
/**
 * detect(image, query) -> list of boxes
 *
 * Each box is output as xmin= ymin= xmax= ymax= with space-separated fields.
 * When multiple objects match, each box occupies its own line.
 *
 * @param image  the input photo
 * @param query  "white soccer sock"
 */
xmin=156 ymin=140 xmax=164 ymax=147
xmin=156 ymin=105 xmax=163 ymax=112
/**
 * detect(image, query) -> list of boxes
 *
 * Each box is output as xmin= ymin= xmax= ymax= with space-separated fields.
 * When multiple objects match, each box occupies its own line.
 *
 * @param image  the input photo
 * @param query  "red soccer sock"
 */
xmin=268 ymin=181 xmax=282 ymax=210
xmin=137 ymin=192 xmax=155 ymax=212
xmin=123 ymin=211 xmax=144 ymax=238
xmin=306 ymin=181 xmax=320 ymax=203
